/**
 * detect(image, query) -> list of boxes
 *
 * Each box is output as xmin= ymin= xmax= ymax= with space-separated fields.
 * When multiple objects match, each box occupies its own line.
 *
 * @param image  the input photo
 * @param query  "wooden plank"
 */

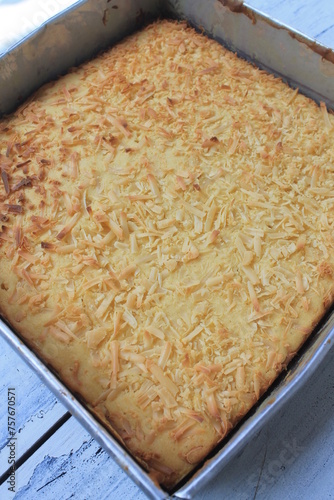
xmin=0 ymin=337 xmax=67 ymax=473
xmin=0 ymin=0 xmax=78 ymax=54
xmin=0 ymin=417 xmax=148 ymax=500
xmin=248 ymin=0 xmax=334 ymax=44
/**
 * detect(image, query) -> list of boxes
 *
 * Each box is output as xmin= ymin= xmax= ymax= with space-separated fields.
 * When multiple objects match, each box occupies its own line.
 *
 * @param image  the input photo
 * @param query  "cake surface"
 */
xmin=0 ymin=20 xmax=334 ymax=489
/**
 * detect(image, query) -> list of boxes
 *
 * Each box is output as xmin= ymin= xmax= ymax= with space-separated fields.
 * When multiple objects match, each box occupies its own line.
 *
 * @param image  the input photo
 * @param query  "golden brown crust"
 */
xmin=0 ymin=20 xmax=334 ymax=489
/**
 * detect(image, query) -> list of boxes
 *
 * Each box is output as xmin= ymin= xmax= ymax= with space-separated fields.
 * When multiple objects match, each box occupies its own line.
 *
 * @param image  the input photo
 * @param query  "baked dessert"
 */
xmin=0 ymin=19 xmax=333 ymax=490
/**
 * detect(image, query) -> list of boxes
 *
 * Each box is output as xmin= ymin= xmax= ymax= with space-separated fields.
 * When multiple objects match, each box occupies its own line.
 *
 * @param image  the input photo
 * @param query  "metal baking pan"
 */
xmin=1 ymin=1 xmax=334 ymax=498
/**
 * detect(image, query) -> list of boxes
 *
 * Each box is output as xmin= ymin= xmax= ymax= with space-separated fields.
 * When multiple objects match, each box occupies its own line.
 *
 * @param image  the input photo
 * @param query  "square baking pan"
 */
xmin=0 ymin=1 xmax=334 ymax=498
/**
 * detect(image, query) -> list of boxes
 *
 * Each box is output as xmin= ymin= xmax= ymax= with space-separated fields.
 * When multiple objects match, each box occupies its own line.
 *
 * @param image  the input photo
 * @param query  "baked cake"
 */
xmin=0 ymin=20 xmax=334 ymax=489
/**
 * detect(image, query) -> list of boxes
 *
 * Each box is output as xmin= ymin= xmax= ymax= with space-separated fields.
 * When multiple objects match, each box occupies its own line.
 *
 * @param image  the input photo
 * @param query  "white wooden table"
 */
xmin=1 ymin=1 xmax=334 ymax=498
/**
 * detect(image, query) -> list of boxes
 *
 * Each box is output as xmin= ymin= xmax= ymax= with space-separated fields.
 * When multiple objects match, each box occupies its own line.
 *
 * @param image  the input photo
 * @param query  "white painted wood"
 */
xmin=248 ymin=0 xmax=334 ymax=45
xmin=0 ymin=0 xmax=78 ymax=54
xmin=0 ymin=417 xmax=147 ymax=500
xmin=0 ymin=337 xmax=67 ymax=472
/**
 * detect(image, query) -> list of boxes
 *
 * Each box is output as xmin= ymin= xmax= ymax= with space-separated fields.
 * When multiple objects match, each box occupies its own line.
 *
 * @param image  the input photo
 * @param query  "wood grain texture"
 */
xmin=0 ymin=418 xmax=147 ymax=500
xmin=248 ymin=0 xmax=334 ymax=46
xmin=0 ymin=338 xmax=67 ymax=472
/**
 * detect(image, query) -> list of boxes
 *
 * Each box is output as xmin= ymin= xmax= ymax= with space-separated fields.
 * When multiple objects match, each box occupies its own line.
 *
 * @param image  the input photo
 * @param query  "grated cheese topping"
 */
xmin=0 ymin=20 xmax=334 ymax=489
